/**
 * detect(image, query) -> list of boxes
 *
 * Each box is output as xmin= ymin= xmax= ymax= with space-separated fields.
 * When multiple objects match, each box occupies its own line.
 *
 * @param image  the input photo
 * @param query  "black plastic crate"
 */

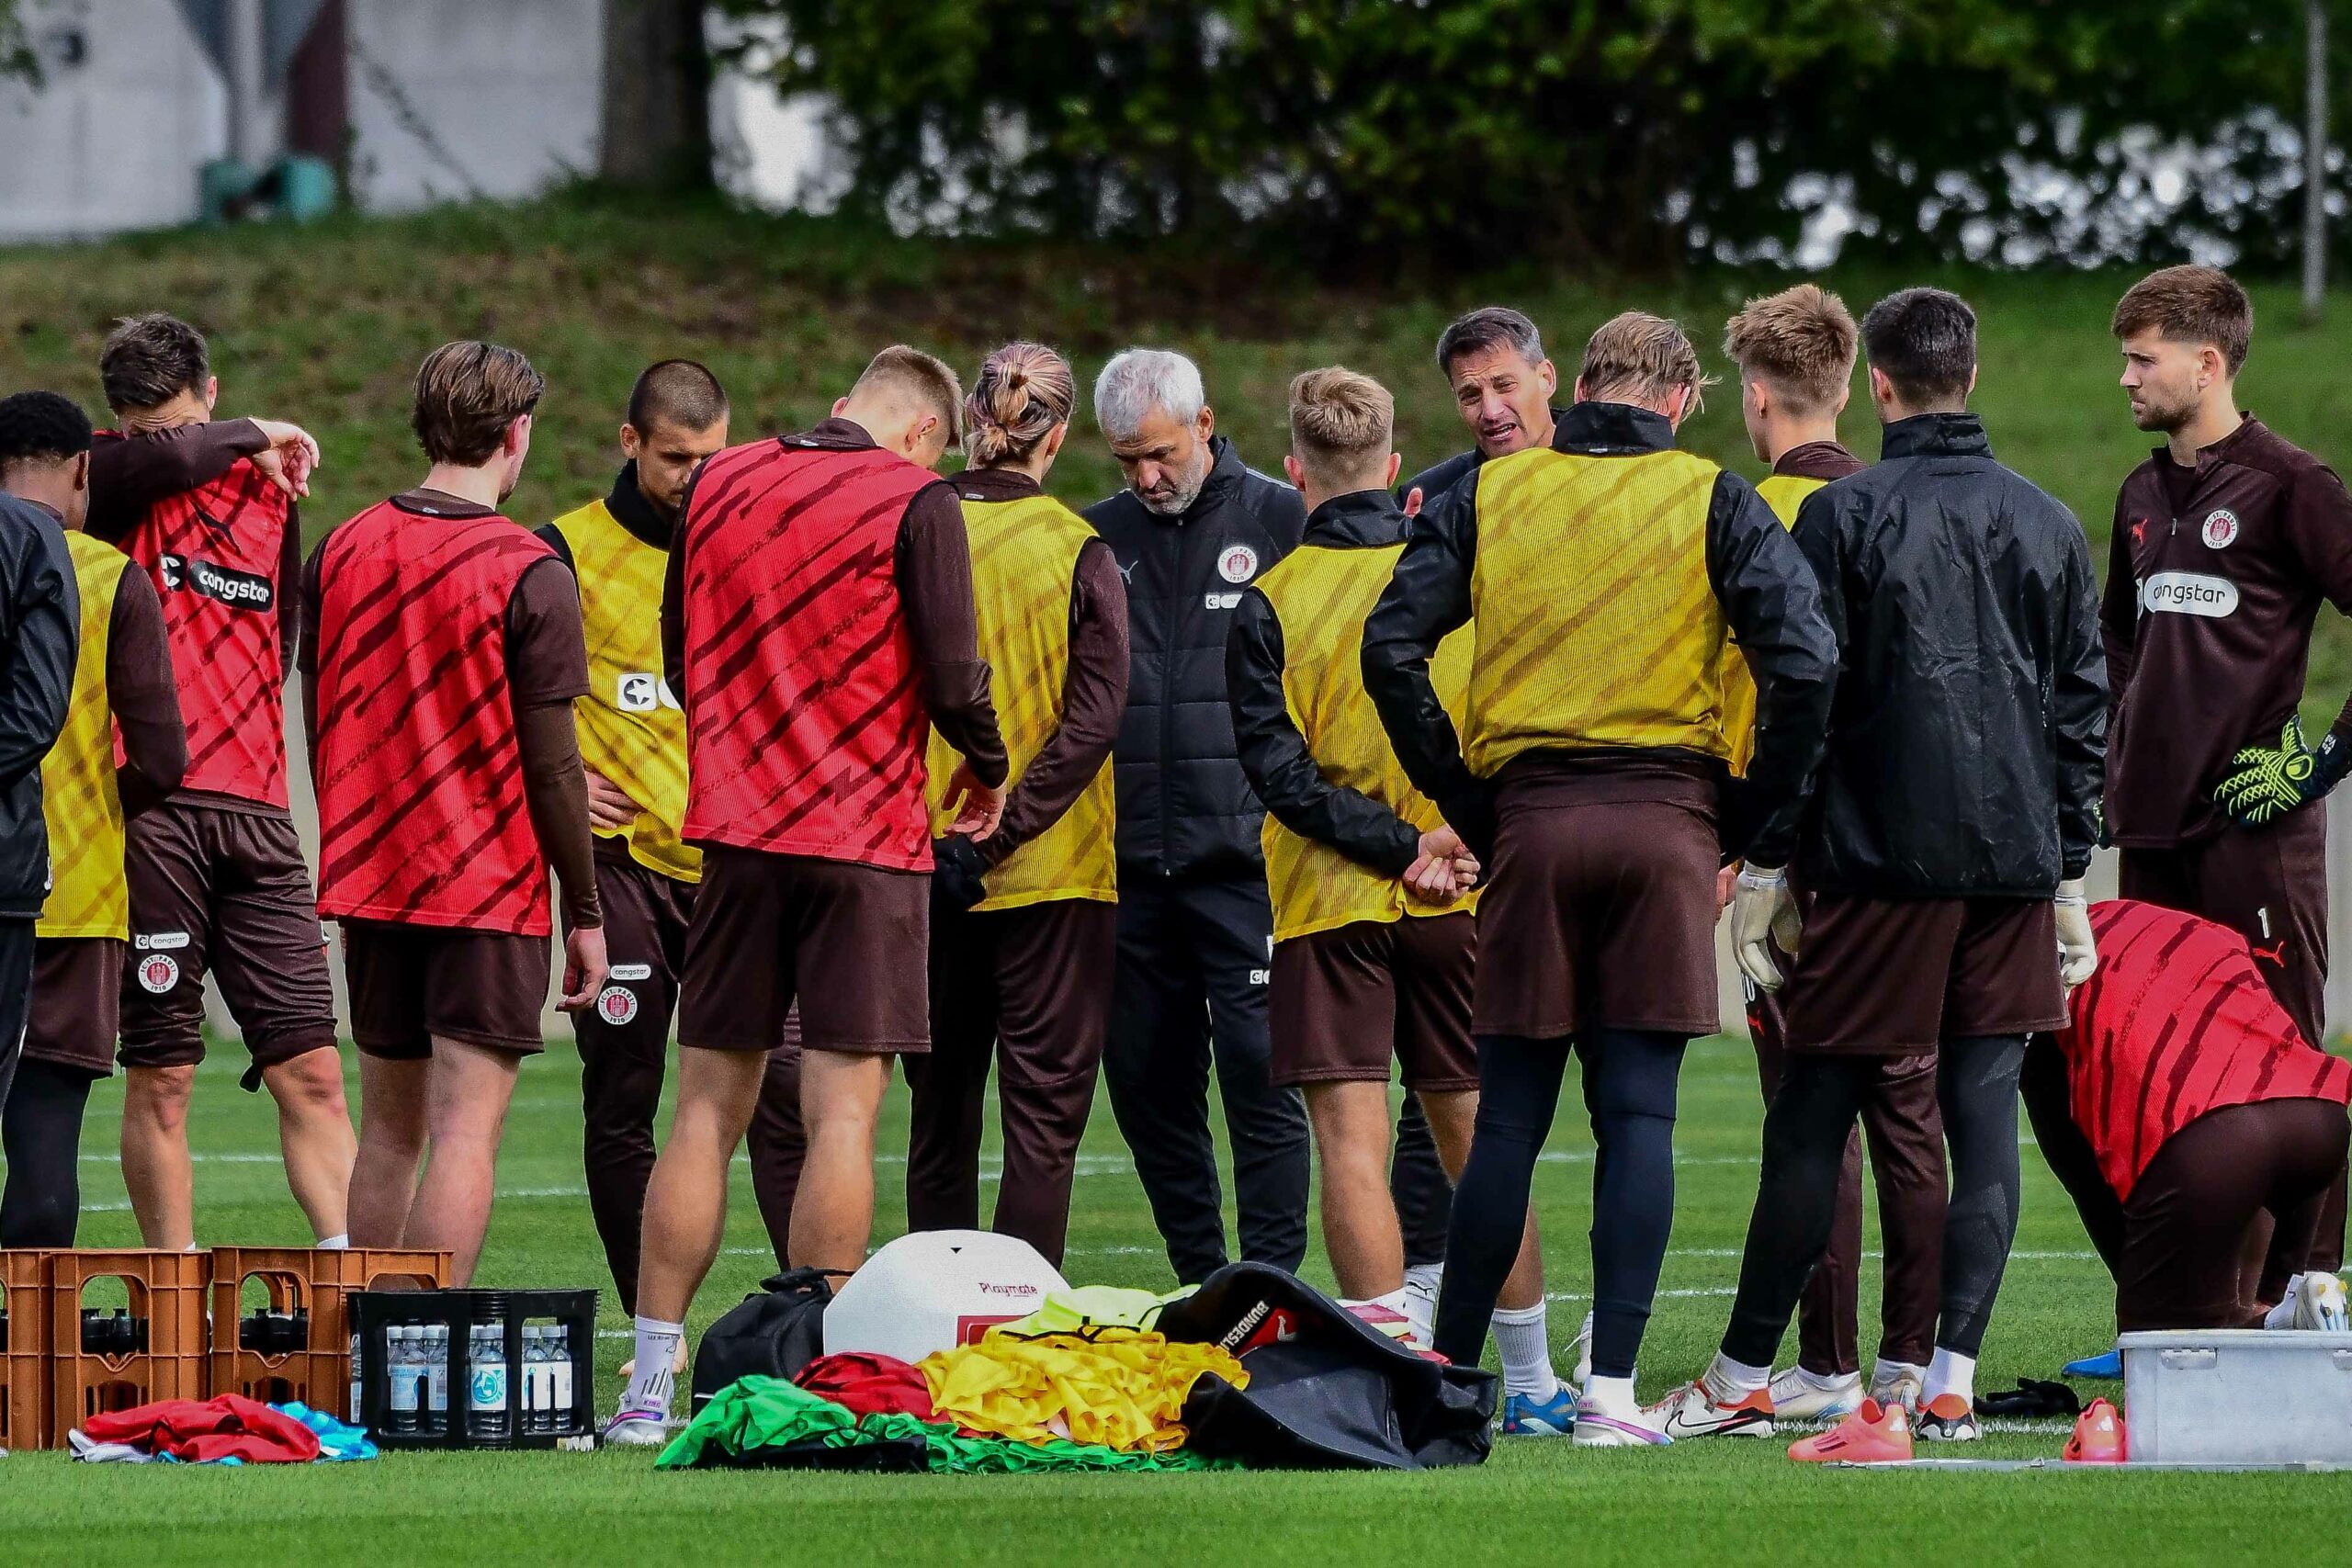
xmin=351 ymin=1288 xmax=596 ymax=1450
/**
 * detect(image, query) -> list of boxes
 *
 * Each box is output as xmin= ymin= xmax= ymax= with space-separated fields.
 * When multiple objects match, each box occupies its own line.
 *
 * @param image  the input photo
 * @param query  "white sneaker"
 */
xmin=1571 ymin=1311 xmax=1594 ymax=1389
xmin=2292 ymin=1271 xmax=2350 ymax=1332
xmin=1645 ymin=1378 xmax=1777 ymax=1439
xmin=1570 ymin=1393 xmax=1671 ymax=1448
xmin=1768 ymin=1366 xmax=1862 ymax=1423
xmin=1869 ymin=1365 xmax=1925 ymax=1413
xmin=600 ymin=1409 xmax=671 ymax=1449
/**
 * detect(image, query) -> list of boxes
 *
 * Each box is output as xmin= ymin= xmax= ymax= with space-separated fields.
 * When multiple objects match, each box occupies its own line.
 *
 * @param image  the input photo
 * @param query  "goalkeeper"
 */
xmin=2102 ymin=265 xmax=2352 ymax=1267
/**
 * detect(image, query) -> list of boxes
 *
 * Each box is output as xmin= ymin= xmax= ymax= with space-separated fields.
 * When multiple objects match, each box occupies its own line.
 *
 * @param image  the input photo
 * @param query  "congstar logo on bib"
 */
xmin=159 ymin=553 xmax=274 ymax=611
xmin=615 ymin=672 xmax=682 ymax=713
xmin=2141 ymin=570 xmax=2238 ymax=618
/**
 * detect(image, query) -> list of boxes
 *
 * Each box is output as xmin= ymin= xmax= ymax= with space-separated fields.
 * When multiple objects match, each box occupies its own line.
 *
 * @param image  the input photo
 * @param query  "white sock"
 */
xmin=624 ymin=1317 xmax=684 ymax=1416
xmin=317 ymin=1234 xmax=349 ymax=1251
xmin=1400 ymin=1276 xmax=1436 ymax=1344
xmin=1404 ymin=1262 xmax=1443 ymax=1299
xmin=1705 ymin=1350 xmax=1771 ymax=1398
xmin=1489 ymin=1303 xmax=1559 ymax=1401
xmin=1871 ymin=1356 xmax=1926 ymax=1390
xmin=1582 ymin=1372 xmax=1638 ymax=1416
xmin=1923 ymin=1347 xmax=1974 ymax=1406
xmin=1790 ymin=1364 xmax=1858 ymax=1392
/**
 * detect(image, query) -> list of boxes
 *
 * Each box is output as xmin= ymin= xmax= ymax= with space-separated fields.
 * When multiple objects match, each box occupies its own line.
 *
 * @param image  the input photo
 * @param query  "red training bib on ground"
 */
xmin=2056 ymin=898 xmax=2352 ymax=1199
xmin=311 ymin=500 xmax=556 ymax=934
xmin=119 ymin=455 xmax=294 ymax=807
xmin=677 ymin=438 xmax=934 ymax=869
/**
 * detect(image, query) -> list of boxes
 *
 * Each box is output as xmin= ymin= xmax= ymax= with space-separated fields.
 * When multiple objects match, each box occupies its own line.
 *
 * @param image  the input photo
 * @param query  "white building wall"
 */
xmin=0 ymin=0 xmax=228 ymax=239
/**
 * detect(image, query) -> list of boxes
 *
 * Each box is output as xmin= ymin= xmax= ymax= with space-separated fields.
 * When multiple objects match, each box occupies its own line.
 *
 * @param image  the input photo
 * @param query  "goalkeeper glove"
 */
xmin=1730 ymin=864 xmax=1803 ymax=992
xmin=2214 ymin=716 xmax=2352 ymax=828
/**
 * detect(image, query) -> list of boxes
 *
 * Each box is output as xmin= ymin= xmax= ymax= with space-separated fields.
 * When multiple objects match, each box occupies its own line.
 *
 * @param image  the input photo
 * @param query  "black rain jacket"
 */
xmin=0 ymin=496 xmax=79 ymax=919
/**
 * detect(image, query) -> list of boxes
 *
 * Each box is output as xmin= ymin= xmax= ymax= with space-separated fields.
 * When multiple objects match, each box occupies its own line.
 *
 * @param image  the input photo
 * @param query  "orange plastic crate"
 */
xmin=2 ymin=1250 xmax=50 ymax=1450
xmin=207 ymin=1247 xmax=449 ymax=1419
xmin=48 ymin=1249 xmax=211 ymax=1442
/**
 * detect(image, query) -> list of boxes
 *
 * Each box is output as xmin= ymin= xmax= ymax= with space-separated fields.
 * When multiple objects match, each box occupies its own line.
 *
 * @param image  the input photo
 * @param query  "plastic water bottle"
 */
xmin=470 ymin=1321 xmax=510 ymax=1438
xmin=348 ymin=1325 xmax=363 ymax=1422
xmin=387 ymin=1326 xmax=423 ymax=1435
xmin=424 ymin=1325 xmax=450 ymax=1436
xmin=519 ymin=1326 xmax=544 ymax=1435
xmin=549 ymin=1325 xmax=575 ymax=1434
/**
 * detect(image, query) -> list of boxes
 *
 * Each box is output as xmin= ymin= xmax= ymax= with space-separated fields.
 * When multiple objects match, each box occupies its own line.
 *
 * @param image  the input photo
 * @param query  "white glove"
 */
xmin=2055 ymin=878 xmax=2097 ymax=993
xmin=1731 ymin=864 xmax=1799 ymax=992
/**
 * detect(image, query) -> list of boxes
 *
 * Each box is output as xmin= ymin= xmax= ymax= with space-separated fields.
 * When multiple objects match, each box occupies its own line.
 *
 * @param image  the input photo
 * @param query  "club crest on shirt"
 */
xmin=1218 ymin=545 xmax=1259 ymax=583
xmin=596 ymin=984 xmax=640 ymax=1026
xmin=2201 ymin=509 xmax=2239 ymax=549
xmin=136 ymin=953 xmax=180 ymax=994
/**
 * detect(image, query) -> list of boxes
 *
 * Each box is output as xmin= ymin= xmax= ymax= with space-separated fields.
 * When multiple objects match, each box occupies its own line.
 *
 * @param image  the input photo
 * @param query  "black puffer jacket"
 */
xmin=1085 ymin=436 xmax=1306 ymax=877
xmin=0 ymin=496 xmax=78 ymax=919
xmin=1792 ymin=413 xmax=2106 ymax=897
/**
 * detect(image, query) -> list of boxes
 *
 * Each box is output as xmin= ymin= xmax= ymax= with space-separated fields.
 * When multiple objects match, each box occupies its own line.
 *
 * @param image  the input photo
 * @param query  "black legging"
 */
xmin=0 ymin=1057 xmax=95 ymax=1247
xmin=1723 ymin=1033 xmax=2026 ymax=1367
xmin=1434 ymin=1029 xmax=1689 ymax=1379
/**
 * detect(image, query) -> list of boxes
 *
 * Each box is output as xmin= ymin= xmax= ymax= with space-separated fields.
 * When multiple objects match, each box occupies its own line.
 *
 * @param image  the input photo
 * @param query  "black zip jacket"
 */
xmin=1792 ymin=412 xmax=2106 ymax=897
xmin=1085 ymin=435 xmax=1306 ymax=877
xmin=0 ymin=497 xmax=80 ymax=919
xmin=1227 ymin=490 xmax=1423 ymax=879
xmin=1362 ymin=401 xmax=1836 ymax=868
xmin=1396 ymin=407 xmax=1568 ymax=508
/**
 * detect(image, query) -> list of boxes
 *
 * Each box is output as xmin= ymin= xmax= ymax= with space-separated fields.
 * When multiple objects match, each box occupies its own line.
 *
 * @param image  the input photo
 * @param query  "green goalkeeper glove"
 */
xmin=2214 ymin=716 xmax=2352 ymax=828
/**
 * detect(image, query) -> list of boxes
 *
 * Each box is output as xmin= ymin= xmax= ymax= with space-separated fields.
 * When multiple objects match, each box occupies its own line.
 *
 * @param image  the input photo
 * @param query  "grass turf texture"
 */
xmin=6 ymin=1038 xmax=2352 ymax=1562
xmin=2 ymin=192 xmax=2350 ymax=720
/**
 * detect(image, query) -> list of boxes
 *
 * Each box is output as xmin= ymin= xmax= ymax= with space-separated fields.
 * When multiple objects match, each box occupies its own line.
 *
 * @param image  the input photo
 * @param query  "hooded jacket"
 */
xmin=1085 ymin=435 xmax=1306 ymax=878
xmin=0 ymin=495 xmax=79 ymax=919
xmin=1792 ymin=412 xmax=2106 ymax=897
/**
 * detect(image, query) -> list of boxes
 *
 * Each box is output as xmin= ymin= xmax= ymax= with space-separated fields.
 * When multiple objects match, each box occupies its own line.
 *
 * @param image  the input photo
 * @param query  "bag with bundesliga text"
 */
xmin=690 ymin=1269 xmax=842 ymax=1412
xmin=1154 ymin=1262 xmax=1496 ymax=1470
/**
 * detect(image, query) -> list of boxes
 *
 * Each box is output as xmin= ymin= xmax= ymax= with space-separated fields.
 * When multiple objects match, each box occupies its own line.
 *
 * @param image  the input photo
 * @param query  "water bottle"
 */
xmin=517 ymin=1326 xmax=540 ymax=1435
xmin=549 ymin=1325 xmax=576 ymax=1434
xmin=532 ymin=1326 xmax=558 ymax=1435
xmin=348 ymin=1325 xmax=363 ymax=1422
xmin=470 ymin=1320 xmax=510 ymax=1438
xmin=387 ymin=1326 xmax=422 ymax=1435
xmin=424 ymin=1325 xmax=450 ymax=1436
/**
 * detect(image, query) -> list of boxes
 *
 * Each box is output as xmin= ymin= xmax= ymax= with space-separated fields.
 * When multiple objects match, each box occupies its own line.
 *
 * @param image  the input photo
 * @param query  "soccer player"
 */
xmin=608 ymin=346 xmax=1006 ymax=1446
xmin=1364 ymin=312 xmax=1837 ymax=1446
xmin=86 ymin=312 xmax=354 ymax=1251
xmin=1230 ymin=367 xmax=1569 ymax=1434
xmin=0 ymin=392 xmax=184 ymax=1247
xmin=304 ymin=341 xmax=608 ymax=1284
xmin=2102 ymin=265 xmax=2352 ymax=1265
xmin=537 ymin=361 xmax=729 ymax=1316
xmin=2024 ymin=900 xmax=2350 ymax=1334
xmin=1663 ymin=288 xmax=2106 ymax=1444
xmin=1086 ymin=349 xmax=1311 ymax=1284
xmin=1718 ymin=284 xmax=1947 ymax=1420
xmin=903 ymin=343 xmax=1126 ymax=1268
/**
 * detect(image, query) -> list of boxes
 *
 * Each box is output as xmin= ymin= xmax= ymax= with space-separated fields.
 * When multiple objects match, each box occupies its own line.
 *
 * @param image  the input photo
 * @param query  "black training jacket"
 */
xmin=1085 ymin=436 xmax=1306 ymax=878
xmin=1792 ymin=412 xmax=2106 ymax=897
xmin=0 ymin=496 xmax=79 ymax=919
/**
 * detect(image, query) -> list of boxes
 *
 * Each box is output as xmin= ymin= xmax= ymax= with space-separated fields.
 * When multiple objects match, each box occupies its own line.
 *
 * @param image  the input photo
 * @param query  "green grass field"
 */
xmin=6 ymin=1038 xmax=2351 ymax=1564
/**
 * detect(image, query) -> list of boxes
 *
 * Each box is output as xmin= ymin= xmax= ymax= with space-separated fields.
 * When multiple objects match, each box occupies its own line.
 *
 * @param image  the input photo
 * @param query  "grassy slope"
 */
xmin=7 ymin=1044 xmax=2352 ymax=1565
xmin=2 ymin=193 xmax=2349 ymax=716
xmin=6 ymin=197 xmax=2352 ymax=1558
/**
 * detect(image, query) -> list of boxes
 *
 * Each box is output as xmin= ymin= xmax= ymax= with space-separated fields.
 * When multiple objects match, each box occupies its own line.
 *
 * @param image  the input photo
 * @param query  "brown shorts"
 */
xmin=678 ymin=848 xmax=930 ymax=1055
xmin=1271 ymin=912 xmax=1478 ymax=1090
xmin=26 ymin=936 xmax=122 ymax=1077
xmin=1782 ymin=895 xmax=2065 ymax=1054
xmin=1473 ymin=795 xmax=1721 ymax=1038
xmin=119 ymin=798 xmax=338 ymax=1075
xmin=342 ymin=920 xmax=550 ymax=1057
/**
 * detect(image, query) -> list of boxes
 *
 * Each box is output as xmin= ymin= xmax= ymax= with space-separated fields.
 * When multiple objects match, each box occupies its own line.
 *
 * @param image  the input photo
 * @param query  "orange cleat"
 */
xmin=1788 ymin=1396 xmax=1915 ymax=1463
xmin=2064 ymin=1397 xmax=2128 ymax=1463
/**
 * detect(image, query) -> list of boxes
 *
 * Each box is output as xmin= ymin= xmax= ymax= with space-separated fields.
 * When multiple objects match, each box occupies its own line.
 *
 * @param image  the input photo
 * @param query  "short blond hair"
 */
xmin=1288 ymin=367 xmax=1394 ymax=491
xmin=852 ymin=345 xmax=967 ymax=452
xmin=1723 ymin=285 xmax=1858 ymax=416
xmin=1578 ymin=311 xmax=1712 ymax=415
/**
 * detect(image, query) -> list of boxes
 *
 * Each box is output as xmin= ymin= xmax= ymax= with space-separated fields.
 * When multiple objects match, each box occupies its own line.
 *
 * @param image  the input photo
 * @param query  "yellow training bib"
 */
xmin=40 ymin=533 xmax=133 ymax=939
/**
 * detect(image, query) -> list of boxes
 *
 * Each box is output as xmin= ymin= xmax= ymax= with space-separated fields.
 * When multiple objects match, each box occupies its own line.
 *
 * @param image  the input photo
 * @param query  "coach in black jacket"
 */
xmin=0 ymin=394 xmax=88 ymax=1120
xmin=1082 ymin=348 xmax=1311 ymax=1282
xmin=1689 ymin=290 xmax=2106 ymax=1443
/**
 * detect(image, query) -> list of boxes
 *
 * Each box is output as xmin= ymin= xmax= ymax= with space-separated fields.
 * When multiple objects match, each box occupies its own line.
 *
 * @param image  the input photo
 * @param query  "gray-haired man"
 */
xmin=1083 ymin=348 xmax=1311 ymax=1282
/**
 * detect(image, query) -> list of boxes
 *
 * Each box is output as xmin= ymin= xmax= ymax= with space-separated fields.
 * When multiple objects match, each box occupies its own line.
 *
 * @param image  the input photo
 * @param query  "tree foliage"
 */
xmin=718 ymin=0 xmax=2341 ymax=272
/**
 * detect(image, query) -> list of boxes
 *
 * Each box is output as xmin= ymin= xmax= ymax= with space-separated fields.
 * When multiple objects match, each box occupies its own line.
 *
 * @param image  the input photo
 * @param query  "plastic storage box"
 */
xmin=351 ymin=1288 xmax=596 ymax=1449
xmin=2120 ymin=1329 xmax=2352 ymax=1464
xmin=2 ymin=1249 xmax=51 ymax=1450
xmin=207 ymin=1247 xmax=449 ymax=1418
xmin=48 ymin=1249 xmax=210 ymax=1437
